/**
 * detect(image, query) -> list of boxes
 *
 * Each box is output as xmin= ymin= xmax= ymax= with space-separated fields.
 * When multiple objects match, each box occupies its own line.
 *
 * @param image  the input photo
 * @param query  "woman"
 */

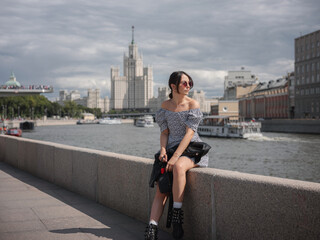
xmin=145 ymin=71 xmax=209 ymax=240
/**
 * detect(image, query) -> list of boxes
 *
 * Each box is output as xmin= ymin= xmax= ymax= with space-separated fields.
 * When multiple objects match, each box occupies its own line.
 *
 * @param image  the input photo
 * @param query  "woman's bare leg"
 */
xmin=172 ymin=157 xmax=198 ymax=202
xmin=149 ymin=185 xmax=169 ymax=222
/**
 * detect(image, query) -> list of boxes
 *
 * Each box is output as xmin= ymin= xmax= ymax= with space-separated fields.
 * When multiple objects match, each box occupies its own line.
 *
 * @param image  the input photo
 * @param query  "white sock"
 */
xmin=149 ymin=220 xmax=158 ymax=226
xmin=173 ymin=202 xmax=182 ymax=209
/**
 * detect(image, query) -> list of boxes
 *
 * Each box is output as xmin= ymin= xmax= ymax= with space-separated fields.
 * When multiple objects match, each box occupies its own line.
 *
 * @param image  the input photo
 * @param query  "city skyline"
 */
xmin=1 ymin=0 xmax=319 ymax=101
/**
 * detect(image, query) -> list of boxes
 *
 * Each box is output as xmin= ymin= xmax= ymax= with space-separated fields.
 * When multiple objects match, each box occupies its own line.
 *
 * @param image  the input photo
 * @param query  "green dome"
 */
xmin=5 ymin=72 xmax=21 ymax=87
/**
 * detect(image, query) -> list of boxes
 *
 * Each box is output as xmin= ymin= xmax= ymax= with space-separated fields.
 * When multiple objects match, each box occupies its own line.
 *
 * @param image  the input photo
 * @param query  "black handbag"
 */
xmin=149 ymin=141 xmax=211 ymax=190
xmin=157 ymin=164 xmax=173 ymax=194
xmin=182 ymin=141 xmax=211 ymax=163
xmin=150 ymin=152 xmax=173 ymax=193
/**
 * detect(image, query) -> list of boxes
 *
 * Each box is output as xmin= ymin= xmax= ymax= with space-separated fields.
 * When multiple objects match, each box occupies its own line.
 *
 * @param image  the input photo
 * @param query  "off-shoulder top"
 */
xmin=155 ymin=108 xmax=209 ymax=167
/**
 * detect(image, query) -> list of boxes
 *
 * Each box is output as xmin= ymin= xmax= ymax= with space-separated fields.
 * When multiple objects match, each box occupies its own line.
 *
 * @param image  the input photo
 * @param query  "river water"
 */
xmin=22 ymin=123 xmax=320 ymax=183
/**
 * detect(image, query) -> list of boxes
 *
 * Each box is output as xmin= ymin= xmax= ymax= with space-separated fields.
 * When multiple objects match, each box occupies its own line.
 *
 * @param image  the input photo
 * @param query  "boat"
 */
xmin=99 ymin=118 xmax=122 ymax=125
xmin=198 ymin=116 xmax=262 ymax=139
xmin=76 ymin=119 xmax=98 ymax=125
xmin=77 ymin=113 xmax=97 ymax=124
xmin=5 ymin=128 xmax=22 ymax=137
xmin=135 ymin=115 xmax=154 ymax=127
xmin=19 ymin=121 xmax=35 ymax=131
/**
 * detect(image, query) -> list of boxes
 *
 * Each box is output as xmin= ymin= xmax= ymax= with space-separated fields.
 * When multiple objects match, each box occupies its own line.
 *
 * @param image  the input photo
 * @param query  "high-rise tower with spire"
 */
xmin=111 ymin=26 xmax=153 ymax=110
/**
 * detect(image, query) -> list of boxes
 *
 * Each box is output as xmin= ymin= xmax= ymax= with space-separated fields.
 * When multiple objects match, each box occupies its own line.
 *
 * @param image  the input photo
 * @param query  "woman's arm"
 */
xmin=165 ymin=126 xmax=194 ymax=171
xmin=159 ymin=128 xmax=169 ymax=161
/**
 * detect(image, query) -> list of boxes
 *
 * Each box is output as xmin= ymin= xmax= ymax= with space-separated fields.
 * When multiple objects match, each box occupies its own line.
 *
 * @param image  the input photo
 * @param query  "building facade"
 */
xmin=218 ymin=100 xmax=239 ymax=120
xmin=239 ymin=78 xmax=289 ymax=119
xmin=148 ymin=87 xmax=170 ymax=112
xmin=224 ymin=68 xmax=258 ymax=98
xmin=294 ymin=29 xmax=320 ymax=119
xmin=188 ymin=90 xmax=214 ymax=113
xmin=111 ymin=27 xmax=153 ymax=110
xmin=58 ymin=89 xmax=109 ymax=113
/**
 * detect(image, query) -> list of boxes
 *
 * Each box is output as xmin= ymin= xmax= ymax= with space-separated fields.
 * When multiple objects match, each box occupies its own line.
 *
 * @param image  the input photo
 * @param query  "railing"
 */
xmin=0 ymin=85 xmax=53 ymax=91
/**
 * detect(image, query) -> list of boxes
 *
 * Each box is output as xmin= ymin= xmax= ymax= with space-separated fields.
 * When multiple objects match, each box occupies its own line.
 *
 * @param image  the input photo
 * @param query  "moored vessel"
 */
xmin=99 ymin=118 xmax=122 ymax=125
xmin=76 ymin=119 xmax=98 ymax=125
xmin=135 ymin=115 xmax=154 ymax=127
xmin=5 ymin=128 xmax=22 ymax=137
xmin=19 ymin=121 xmax=35 ymax=131
xmin=198 ymin=116 xmax=262 ymax=139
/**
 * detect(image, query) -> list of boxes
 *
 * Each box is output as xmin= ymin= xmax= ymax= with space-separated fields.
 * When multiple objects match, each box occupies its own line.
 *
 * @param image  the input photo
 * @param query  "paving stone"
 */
xmin=0 ymin=208 xmax=38 ymax=222
xmin=0 ymin=162 xmax=172 ymax=240
xmin=0 ymin=220 xmax=46 ymax=233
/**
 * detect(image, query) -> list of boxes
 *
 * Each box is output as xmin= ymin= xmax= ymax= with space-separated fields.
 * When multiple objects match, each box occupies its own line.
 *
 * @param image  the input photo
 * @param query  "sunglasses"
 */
xmin=181 ymin=81 xmax=193 ymax=89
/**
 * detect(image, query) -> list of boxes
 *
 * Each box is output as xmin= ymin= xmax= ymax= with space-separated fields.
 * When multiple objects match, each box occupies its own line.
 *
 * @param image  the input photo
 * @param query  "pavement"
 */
xmin=0 ymin=162 xmax=172 ymax=240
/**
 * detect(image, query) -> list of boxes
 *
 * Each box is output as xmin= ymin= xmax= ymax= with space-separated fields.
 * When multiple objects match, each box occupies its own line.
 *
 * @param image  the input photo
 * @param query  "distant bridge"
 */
xmin=0 ymin=86 xmax=53 ymax=97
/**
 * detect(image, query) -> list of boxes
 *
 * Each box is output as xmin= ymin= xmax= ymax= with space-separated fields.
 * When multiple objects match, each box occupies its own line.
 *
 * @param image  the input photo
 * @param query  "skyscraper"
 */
xmin=111 ymin=26 xmax=153 ymax=110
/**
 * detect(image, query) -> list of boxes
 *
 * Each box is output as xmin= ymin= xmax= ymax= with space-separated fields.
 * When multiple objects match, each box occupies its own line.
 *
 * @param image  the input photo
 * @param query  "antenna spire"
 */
xmin=131 ymin=26 xmax=134 ymax=44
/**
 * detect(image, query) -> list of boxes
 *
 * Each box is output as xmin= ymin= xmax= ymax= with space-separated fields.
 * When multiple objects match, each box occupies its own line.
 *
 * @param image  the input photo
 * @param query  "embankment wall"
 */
xmin=0 ymin=135 xmax=319 ymax=240
xmin=261 ymin=119 xmax=320 ymax=134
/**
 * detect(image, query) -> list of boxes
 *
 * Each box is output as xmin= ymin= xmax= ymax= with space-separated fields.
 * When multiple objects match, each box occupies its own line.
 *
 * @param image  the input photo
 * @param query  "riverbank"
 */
xmin=261 ymin=119 xmax=320 ymax=134
xmin=1 ymin=118 xmax=134 ymax=128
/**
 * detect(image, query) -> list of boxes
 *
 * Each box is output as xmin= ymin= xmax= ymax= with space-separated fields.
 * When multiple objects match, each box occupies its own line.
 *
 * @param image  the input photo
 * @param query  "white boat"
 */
xmin=76 ymin=119 xmax=98 ymax=125
xmin=99 ymin=118 xmax=122 ymax=125
xmin=135 ymin=115 xmax=154 ymax=127
xmin=198 ymin=116 xmax=263 ymax=139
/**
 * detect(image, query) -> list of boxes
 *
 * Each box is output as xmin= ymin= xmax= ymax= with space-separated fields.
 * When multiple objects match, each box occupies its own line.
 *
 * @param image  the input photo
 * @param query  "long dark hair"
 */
xmin=168 ymin=71 xmax=193 ymax=99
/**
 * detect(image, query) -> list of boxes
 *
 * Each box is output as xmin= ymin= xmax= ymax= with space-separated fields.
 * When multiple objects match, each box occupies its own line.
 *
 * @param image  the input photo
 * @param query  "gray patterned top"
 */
xmin=155 ymin=108 xmax=209 ymax=167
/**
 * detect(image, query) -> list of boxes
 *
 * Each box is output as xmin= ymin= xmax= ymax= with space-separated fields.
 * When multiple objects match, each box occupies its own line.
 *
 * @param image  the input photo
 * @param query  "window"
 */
xmin=301 ymin=89 xmax=305 ymax=95
xmin=312 ymin=75 xmax=315 ymax=83
xmin=312 ymin=63 xmax=315 ymax=71
xmin=306 ymin=64 xmax=309 ymax=72
xmin=306 ymin=89 xmax=309 ymax=95
xmin=311 ymin=88 xmax=315 ymax=94
xmin=317 ymin=74 xmax=320 ymax=82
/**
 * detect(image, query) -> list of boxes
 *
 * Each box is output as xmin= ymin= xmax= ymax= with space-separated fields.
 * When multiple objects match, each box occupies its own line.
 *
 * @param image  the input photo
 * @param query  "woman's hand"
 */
xmin=166 ymin=155 xmax=179 ymax=172
xmin=159 ymin=148 xmax=167 ymax=162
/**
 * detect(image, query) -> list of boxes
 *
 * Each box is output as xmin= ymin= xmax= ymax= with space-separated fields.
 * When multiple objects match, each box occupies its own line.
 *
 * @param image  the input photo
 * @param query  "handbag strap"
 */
xmin=166 ymin=192 xmax=173 ymax=228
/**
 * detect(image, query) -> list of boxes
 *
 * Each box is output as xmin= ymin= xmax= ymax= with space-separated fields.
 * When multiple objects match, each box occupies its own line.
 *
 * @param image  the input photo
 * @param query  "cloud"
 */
xmin=0 ymin=0 xmax=319 ymax=101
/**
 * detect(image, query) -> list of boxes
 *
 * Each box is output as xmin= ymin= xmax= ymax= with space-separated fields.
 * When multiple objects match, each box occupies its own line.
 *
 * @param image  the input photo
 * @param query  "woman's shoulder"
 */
xmin=188 ymin=98 xmax=200 ymax=110
xmin=161 ymin=100 xmax=171 ymax=110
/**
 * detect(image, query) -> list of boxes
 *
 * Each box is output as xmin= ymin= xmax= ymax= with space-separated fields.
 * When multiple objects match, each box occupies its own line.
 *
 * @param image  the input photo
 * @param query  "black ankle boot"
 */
xmin=145 ymin=223 xmax=158 ymax=240
xmin=172 ymin=208 xmax=184 ymax=239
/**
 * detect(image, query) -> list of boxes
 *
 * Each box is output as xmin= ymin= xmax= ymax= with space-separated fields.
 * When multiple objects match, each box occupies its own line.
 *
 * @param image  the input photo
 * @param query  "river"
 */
xmin=22 ymin=123 xmax=320 ymax=183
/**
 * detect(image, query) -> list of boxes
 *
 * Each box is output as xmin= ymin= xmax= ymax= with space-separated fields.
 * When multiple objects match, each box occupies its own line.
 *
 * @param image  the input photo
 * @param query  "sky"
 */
xmin=1 ymin=0 xmax=319 ymax=101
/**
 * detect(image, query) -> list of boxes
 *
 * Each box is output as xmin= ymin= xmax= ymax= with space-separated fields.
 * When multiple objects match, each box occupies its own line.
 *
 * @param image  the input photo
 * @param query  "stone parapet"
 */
xmin=261 ymin=119 xmax=320 ymax=134
xmin=0 ymin=135 xmax=319 ymax=240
